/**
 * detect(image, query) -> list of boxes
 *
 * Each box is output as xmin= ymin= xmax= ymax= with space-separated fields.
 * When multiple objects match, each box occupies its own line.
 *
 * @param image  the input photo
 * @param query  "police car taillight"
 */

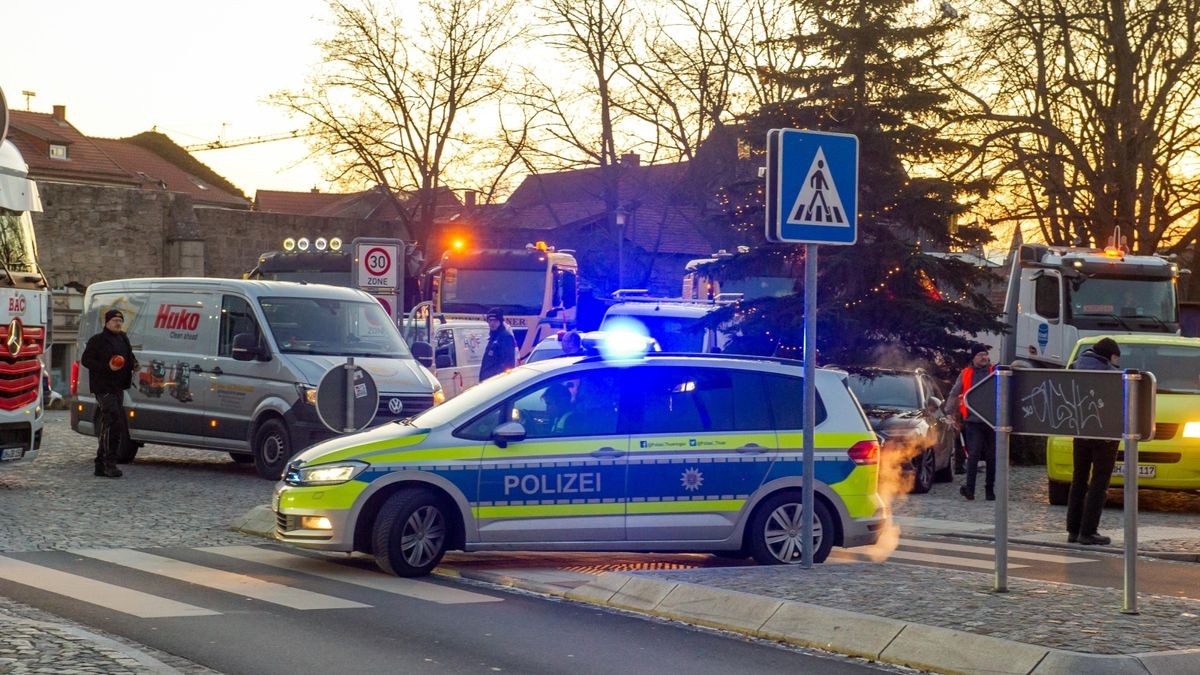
xmin=70 ymin=361 xmax=79 ymax=397
xmin=848 ymin=440 xmax=880 ymax=465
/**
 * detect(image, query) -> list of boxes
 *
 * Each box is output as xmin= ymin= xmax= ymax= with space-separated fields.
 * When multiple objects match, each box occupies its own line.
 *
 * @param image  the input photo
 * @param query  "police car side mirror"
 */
xmin=492 ymin=421 xmax=526 ymax=448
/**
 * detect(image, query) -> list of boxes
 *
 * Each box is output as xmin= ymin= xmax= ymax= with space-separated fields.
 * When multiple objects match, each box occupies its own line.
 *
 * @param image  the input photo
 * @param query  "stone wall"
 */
xmin=33 ymin=182 xmax=408 ymax=287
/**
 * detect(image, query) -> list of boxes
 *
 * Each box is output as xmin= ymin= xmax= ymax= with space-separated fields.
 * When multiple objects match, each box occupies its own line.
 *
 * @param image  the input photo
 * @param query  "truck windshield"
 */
xmin=1112 ymin=344 xmax=1200 ymax=394
xmin=1070 ymin=277 xmax=1177 ymax=324
xmin=441 ymin=269 xmax=544 ymax=315
xmin=259 ymin=296 xmax=412 ymax=357
xmin=0 ymin=208 xmax=40 ymax=274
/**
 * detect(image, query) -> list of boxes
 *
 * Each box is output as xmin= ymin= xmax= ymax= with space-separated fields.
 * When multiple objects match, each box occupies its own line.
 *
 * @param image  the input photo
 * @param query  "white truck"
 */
xmin=999 ymin=229 xmax=1183 ymax=368
xmin=0 ymin=86 xmax=52 ymax=467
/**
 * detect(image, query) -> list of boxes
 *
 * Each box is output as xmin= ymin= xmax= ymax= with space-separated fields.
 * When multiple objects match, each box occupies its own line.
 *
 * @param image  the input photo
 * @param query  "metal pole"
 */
xmin=801 ymin=244 xmax=817 ymax=568
xmin=994 ymin=366 xmax=1013 ymax=593
xmin=1122 ymin=369 xmax=1141 ymax=614
xmin=344 ymin=357 xmax=356 ymax=434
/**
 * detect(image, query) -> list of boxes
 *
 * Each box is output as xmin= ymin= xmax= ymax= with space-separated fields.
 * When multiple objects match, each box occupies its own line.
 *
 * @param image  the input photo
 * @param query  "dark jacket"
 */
xmin=81 ymin=329 xmax=137 ymax=395
xmin=1071 ymin=348 xmax=1117 ymax=371
xmin=479 ymin=325 xmax=517 ymax=381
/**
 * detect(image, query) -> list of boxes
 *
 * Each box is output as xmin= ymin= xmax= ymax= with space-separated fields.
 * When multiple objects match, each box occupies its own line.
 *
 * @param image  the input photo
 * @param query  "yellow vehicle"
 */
xmin=1046 ymin=334 xmax=1200 ymax=504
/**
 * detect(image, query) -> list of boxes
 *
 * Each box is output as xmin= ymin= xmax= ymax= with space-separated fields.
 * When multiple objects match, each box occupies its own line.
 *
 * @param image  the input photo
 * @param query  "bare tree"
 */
xmin=272 ymin=0 xmax=519 ymax=247
xmin=951 ymin=0 xmax=1200 ymax=254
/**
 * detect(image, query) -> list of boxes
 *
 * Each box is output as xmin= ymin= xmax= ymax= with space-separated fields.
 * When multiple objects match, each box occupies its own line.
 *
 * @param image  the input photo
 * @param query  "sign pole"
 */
xmin=1122 ymin=369 xmax=1141 ymax=615
xmin=993 ymin=366 xmax=1012 ymax=592
xmin=344 ymin=357 xmax=356 ymax=434
xmin=801 ymin=243 xmax=817 ymax=568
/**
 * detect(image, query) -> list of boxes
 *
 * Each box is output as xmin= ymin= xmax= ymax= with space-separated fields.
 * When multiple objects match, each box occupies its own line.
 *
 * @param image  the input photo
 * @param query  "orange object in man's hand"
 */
xmin=109 ymin=355 xmax=125 ymax=370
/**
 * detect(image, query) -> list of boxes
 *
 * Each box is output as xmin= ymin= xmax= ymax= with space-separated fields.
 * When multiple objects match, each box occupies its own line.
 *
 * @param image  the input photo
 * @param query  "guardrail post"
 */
xmin=1122 ymin=369 xmax=1141 ymax=615
xmin=993 ymin=365 xmax=1012 ymax=593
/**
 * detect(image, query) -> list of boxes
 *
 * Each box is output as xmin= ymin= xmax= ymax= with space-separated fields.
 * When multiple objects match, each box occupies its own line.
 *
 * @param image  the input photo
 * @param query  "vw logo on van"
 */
xmin=387 ymin=397 xmax=404 ymax=415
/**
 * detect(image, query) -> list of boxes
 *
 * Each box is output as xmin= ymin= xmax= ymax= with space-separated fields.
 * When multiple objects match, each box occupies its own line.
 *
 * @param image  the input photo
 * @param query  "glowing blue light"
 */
xmin=591 ymin=319 xmax=651 ymax=361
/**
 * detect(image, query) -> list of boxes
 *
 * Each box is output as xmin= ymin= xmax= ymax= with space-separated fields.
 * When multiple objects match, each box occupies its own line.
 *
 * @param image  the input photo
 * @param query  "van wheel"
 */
xmin=1048 ymin=479 xmax=1070 ymax=506
xmin=115 ymin=430 xmax=139 ymax=464
xmin=229 ymin=452 xmax=254 ymax=464
xmin=253 ymin=418 xmax=292 ymax=480
xmin=748 ymin=492 xmax=835 ymax=565
xmin=373 ymin=488 xmax=449 ymax=577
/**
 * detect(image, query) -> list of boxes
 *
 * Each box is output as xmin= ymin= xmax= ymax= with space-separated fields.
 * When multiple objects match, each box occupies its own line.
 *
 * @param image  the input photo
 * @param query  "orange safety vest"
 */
xmin=958 ymin=365 xmax=996 ymax=419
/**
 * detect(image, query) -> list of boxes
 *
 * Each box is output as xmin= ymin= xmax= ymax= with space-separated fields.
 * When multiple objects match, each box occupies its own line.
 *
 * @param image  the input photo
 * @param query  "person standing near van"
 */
xmin=1067 ymin=337 xmax=1121 ymax=546
xmin=479 ymin=307 xmax=517 ymax=381
xmin=81 ymin=309 xmax=137 ymax=478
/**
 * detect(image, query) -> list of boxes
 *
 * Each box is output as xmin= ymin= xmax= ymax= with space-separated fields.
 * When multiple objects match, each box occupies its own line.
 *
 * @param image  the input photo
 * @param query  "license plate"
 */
xmin=0 ymin=447 xmax=24 ymax=461
xmin=1113 ymin=463 xmax=1156 ymax=479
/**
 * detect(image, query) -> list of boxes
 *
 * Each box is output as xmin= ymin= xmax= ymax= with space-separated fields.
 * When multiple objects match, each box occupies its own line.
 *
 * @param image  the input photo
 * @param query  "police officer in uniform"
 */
xmin=81 ymin=309 xmax=138 ymax=477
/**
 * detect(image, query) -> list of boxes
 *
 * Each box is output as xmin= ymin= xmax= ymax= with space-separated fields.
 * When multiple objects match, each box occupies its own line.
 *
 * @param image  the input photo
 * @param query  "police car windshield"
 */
xmin=409 ymin=366 xmax=544 ymax=428
xmin=259 ymin=296 xmax=412 ymax=357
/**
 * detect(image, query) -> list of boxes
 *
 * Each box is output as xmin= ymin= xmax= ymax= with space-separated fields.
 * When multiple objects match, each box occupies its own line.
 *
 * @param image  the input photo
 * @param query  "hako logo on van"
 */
xmin=154 ymin=304 xmax=201 ymax=331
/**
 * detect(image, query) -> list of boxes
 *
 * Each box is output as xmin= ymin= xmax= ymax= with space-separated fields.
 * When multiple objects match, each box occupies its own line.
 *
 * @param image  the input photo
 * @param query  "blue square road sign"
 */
xmin=766 ymin=129 xmax=858 ymax=245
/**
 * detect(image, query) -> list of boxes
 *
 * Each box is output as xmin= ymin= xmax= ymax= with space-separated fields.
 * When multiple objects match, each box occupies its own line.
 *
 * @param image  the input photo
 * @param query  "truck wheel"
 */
xmin=748 ymin=492 xmax=835 ymax=565
xmin=253 ymin=418 xmax=292 ymax=480
xmin=373 ymin=488 xmax=450 ymax=577
xmin=1047 ymin=479 xmax=1070 ymax=506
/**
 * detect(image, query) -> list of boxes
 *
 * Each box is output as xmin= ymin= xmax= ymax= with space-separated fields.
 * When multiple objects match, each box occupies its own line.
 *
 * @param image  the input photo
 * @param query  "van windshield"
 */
xmin=259 ymin=296 xmax=412 ymax=358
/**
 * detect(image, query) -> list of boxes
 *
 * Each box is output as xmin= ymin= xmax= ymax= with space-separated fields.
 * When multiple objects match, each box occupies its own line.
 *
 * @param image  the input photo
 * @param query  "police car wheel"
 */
xmin=253 ymin=418 xmax=292 ymax=480
xmin=911 ymin=448 xmax=935 ymax=494
xmin=373 ymin=489 xmax=449 ymax=577
xmin=748 ymin=493 xmax=835 ymax=565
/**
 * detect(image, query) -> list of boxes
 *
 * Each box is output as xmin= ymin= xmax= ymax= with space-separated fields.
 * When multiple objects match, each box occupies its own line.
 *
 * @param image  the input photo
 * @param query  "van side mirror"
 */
xmin=492 ymin=421 xmax=526 ymax=448
xmin=232 ymin=333 xmax=262 ymax=361
xmin=411 ymin=340 xmax=434 ymax=368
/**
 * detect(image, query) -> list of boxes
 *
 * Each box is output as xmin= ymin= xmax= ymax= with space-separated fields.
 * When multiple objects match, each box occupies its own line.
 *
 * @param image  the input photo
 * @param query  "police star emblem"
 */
xmin=680 ymin=467 xmax=703 ymax=492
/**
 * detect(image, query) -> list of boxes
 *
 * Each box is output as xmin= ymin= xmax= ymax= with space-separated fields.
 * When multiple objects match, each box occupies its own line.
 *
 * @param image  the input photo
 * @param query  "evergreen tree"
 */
xmin=705 ymin=0 xmax=1004 ymax=376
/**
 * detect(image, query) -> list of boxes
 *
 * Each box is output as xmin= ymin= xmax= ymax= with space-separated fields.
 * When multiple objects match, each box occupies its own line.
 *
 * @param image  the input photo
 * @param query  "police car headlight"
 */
xmin=1184 ymin=421 xmax=1200 ymax=439
xmin=294 ymin=461 xmax=368 ymax=486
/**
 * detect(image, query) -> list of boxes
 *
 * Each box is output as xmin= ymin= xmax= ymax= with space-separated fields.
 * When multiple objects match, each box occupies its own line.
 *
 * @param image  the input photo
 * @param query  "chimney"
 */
xmin=464 ymin=190 xmax=477 ymax=208
xmin=310 ymin=187 xmax=320 ymax=193
xmin=621 ymin=152 xmax=640 ymax=167
xmin=52 ymin=105 xmax=66 ymax=122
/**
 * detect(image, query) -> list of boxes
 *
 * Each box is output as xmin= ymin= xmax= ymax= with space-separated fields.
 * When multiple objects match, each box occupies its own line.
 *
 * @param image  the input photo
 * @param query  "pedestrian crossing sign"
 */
xmin=766 ymin=129 xmax=858 ymax=245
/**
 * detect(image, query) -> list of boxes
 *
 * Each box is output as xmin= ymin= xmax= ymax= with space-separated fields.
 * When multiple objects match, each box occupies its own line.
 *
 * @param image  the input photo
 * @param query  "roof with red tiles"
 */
xmin=6 ymin=108 xmax=138 ymax=186
xmin=90 ymin=137 xmax=249 ymax=208
xmin=255 ymin=189 xmax=349 ymax=215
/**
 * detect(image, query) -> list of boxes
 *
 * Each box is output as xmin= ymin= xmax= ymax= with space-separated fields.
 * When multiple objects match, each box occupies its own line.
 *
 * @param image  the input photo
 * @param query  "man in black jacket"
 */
xmin=80 ymin=309 xmax=138 ymax=478
xmin=1067 ymin=337 xmax=1121 ymax=545
xmin=479 ymin=307 xmax=517 ymax=381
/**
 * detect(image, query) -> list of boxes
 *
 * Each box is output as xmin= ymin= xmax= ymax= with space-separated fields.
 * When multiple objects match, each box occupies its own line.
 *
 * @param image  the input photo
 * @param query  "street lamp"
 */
xmin=615 ymin=206 xmax=628 ymax=290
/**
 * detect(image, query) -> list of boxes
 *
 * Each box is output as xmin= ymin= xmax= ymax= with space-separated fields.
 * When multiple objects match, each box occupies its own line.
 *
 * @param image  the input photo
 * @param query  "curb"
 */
xmin=5 ymin=613 xmax=187 ymax=674
xmin=528 ymin=572 xmax=1200 ymax=675
xmin=229 ymin=504 xmax=276 ymax=539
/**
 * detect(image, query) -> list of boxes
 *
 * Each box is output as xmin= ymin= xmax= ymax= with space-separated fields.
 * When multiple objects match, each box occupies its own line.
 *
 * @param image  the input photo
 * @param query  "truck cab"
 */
xmin=1006 ymin=241 xmax=1181 ymax=368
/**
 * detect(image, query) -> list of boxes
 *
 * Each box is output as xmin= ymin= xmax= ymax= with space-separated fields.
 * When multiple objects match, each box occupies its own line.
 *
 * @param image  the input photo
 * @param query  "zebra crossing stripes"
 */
xmin=201 ymin=545 xmax=502 ymax=604
xmin=71 ymin=548 xmax=371 ymax=611
xmin=0 ymin=554 xmax=217 ymax=619
xmin=830 ymin=538 xmax=1099 ymax=570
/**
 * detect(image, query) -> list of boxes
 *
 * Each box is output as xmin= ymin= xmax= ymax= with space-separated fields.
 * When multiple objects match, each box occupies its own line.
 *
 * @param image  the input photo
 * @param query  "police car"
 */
xmin=274 ymin=351 xmax=887 ymax=576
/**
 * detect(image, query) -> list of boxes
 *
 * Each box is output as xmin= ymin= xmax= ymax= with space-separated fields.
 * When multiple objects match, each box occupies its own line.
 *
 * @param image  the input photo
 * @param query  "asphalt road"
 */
xmin=0 ymin=544 xmax=891 ymax=674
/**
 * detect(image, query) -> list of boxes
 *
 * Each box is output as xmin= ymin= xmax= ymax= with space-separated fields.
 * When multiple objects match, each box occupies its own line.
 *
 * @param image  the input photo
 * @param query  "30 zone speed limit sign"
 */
xmin=355 ymin=241 xmax=400 ymax=290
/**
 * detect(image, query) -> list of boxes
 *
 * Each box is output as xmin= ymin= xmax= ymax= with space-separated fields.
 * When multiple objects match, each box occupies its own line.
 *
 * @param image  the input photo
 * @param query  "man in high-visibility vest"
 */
xmin=944 ymin=348 xmax=996 ymax=500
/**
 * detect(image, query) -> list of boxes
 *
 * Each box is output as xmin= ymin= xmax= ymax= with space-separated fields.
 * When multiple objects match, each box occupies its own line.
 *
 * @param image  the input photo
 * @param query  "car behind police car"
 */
xmin=274 ymin=353 xmax=887 ymax=576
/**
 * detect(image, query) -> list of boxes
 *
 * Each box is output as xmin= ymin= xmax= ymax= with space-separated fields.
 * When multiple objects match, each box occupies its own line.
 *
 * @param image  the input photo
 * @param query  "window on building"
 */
xmin=49 ymin=144 xmax=68 ymax=160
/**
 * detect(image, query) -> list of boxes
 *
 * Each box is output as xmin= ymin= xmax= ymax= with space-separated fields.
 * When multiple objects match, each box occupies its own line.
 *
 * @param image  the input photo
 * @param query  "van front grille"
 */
xmin=376 ymin=395 xmax=436 ymax=420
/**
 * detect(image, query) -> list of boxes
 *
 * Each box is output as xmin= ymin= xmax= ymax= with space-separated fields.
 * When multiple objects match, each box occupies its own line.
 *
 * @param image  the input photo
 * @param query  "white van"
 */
xmin=70 ymin=278 xmax=443 ymax=479
xmin=431 ymin=319 xmax=490 ymax=399
xmin=600 ymin=299 xmax=730 ymax=353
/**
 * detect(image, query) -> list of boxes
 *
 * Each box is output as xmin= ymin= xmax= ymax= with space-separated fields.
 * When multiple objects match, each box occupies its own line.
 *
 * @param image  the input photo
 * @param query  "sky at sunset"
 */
xmin=1 ymin=0 xmax=340 ymax=197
